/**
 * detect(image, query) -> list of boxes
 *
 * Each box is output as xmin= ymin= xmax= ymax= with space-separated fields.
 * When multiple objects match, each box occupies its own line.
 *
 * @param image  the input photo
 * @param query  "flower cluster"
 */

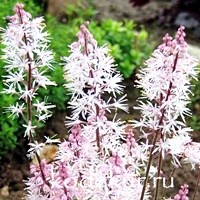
xmin=132 ymin=26 xmax=200 ymax=200
xmin=63 ymin=22 xmax=127 ymax=121
xmin=62 ymin=23 xmax=150 ymax=199
xmin=133 ymin=26 xmax=199 ymax=167
xmin=174 ymin=184 xmax=189 ymax=200
xmin=25 ymin=23 xmax=150 ymax=199
xmin=1 ymin=3 xmax=56 ymax=138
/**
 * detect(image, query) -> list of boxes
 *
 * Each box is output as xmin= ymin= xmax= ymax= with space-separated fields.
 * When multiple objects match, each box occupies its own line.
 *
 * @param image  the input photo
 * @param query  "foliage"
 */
xmin=40 ymin=0 xmax=98 ymax=109
xmin=89 ymin=19 xmax=152 ymax=78
xmin=65 ymin=0 xmax=97 ymax=23
xmin=0 ymin=83 xmax=18 ymax=158
xmin=41 ymin=16 xmax=77 ymax=110
xmin=188 ymin=68 xmax=200 ymax=130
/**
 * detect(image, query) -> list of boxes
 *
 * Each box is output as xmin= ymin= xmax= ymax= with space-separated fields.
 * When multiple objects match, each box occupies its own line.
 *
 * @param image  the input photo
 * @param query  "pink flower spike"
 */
xmin=174 ymin=184 xmax=189 ymax=200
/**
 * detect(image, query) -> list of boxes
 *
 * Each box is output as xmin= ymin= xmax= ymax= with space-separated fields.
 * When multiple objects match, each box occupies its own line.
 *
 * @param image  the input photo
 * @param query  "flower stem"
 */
xmin=192 ymin=166 xmax=200 ymax=200
xmin=140 ymin=130 xmax=159 ymax=200
xmin=161 ymin=167 xmax=176 ymax=199
xmin=154 ymin=150 xmax=163 ymax=200
xmin=18 ymin=6 xmax=49 ymax=186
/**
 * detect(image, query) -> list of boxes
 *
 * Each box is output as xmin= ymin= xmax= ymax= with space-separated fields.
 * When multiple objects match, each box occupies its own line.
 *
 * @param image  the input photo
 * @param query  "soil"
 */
xmin=1 ymin=0 xmax=200 ymax=199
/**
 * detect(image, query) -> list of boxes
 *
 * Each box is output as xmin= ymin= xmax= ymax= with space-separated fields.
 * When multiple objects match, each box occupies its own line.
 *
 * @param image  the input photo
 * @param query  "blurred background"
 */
xmin=0 ymin=0 xmax=200 ymax=199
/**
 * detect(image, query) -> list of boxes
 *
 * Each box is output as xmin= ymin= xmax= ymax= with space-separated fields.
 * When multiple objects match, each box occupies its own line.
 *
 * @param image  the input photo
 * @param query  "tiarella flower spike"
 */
xmin=133 ymin=26 xmax=199 ymax=200
xmin=24 ymin=23 xmax=150 ymax=200
xmin=1 ymin=4 xmax=57 ymax=198
xmin=133 ymin=26 xmax=198 ymax=163
xmin=1 ymin=3 xmax=56 ymax=137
